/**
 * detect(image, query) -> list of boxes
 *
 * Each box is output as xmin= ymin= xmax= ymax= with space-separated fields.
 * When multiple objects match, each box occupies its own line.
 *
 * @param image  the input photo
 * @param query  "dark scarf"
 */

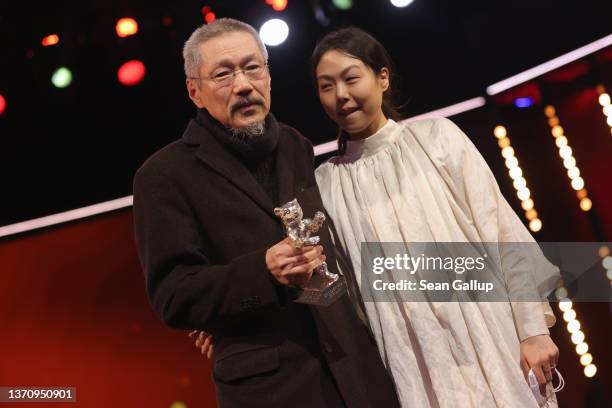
xmin=195 ymin=108 xmax=280 ymax=205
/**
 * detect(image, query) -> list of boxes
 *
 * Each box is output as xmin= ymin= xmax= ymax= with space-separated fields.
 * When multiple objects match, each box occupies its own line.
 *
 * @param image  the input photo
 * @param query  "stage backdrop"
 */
xmin=0 ymin=208 xmax=610 ymax=407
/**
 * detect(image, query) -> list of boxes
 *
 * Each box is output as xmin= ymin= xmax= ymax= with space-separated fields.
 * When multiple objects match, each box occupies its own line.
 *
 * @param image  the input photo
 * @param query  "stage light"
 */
xmin=259 ymin=19 xmax=289 ymax=46
xmin=514 ymin=97 xmax=533 ymax=108
xmin=333 ymin=0 xmax=353 ymax=10
xmin=544 ymin=105 xmax=555 ymax=117
xmin=567 ymin=167 xmax=580 ymax=179
xmin=162 ymin=16 xmax=173 ymax=26
xmin=576 ymin=342 xmax=588 ymax=355
xmin=602 ymin=256 xmax=612 ymax=270
xmin=563 ymin=157 xmax=576 ymax=169
xmin=529 ymin=219 xmax=542 ymax=232
xmin=584 ymin=364 xmax=597 ymax=378
xmin=501 ymin=146 xmax=514 ymax=158
xmin=0 ymin=94 xmax=5 ymax=115
xmin=51 ymin=67 xmax=72 ymax=88
xmin=576 ymin=188 xmax=587 ymax=199
xmin=580 ymin=198 xmax=592 ymax=212
xmin=571 ymin=177 xmax=584 ymax=191
xmin=391 ymin=0 xmax=414 ymax=7
xmin=551 ymin=125 xmax=564 ymax=137
xmin=563 ymin=309 xmax=576 ymax=322
xmin=555 ymin=136 xmax=568 ymax=147
xmin=493 ymin=126 xmax=543 ymax=231
xmin=521 ymin=198 xmax=534 ymax=211
xmin=118 ymin=60 xmax=146 ymax=86
xmin=509 ymin=167 xmax=522 ymax=180
xmin=494 ymin=125 xmax=506 ymax=139
xmin=558 ymin=299 xmax=571 ymax=311
xmin=558 ymin=145 xmax=572 ymax=159
xmin=116 ymin=17 xmax=138 ymax=38
xmin=497 ymin=137 xmax=510 ymax=148
xmin=599 ymin=93 xmax=610 ymax=106
xmin=42 ymin=34 xmax=59 ymax=47
xmin=580 ymin=353 xmax=593 ymax=366
xmin=571 ymin=330 xmax=585 ymax=345
xmin=525 ymin=209 xmax=538 ymax=221
xmin=513 ymin=177 xmax=527 ymax=190
xmin=517 ymin=188 xmax=530 ymax=201
xmin=567 ymin=319 xmax=580 ymax=333
xmin=271 ymin=0 xmax=288 ymax=11
xmin=505 ymin=157 xmax=518 ymax=169
xmin=599 ymin=246 xmax=610 ymax=258
xmin=201 ymin=6 xmax=216 ymax=23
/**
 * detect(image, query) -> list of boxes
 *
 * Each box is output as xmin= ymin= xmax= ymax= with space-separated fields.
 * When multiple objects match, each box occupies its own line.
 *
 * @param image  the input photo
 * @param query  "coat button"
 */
xmin=323 ymin=342 xmax=333 ymax=353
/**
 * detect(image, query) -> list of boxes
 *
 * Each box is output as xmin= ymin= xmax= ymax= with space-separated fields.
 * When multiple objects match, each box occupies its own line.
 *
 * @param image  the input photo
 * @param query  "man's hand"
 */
xmin=266 ymin=238 xmax=325 ymax=286
xmin=189 ymin=330 xmax=213 ymax=359
xmin=520 ymin=334 xmax=559 ymax=398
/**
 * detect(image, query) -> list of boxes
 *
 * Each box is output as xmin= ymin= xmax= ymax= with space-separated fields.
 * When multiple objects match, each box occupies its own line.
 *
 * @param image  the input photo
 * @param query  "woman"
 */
xmin=310 ymin=27 xmax=561 ymax=407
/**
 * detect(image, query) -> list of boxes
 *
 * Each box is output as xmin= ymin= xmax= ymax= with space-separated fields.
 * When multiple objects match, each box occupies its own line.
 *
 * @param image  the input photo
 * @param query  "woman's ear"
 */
xmin=379 ymin=67 xmax=390 ymax=92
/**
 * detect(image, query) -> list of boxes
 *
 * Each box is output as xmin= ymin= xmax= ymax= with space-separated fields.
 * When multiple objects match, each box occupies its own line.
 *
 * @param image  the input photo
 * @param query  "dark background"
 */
xmin=0 ymin=0 xmax=610 ymax=225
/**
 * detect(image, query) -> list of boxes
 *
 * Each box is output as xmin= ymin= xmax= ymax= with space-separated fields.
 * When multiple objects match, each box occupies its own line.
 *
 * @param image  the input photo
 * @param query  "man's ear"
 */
xmin=379 ymin=67 xmax=390 ymax=92
xmin=186 ymin=79 xmax=204 ymax=108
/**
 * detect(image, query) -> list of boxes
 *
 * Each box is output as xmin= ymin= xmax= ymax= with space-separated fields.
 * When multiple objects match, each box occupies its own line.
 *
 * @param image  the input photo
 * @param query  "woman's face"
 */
xmin=316 ymin=49 xmax=389 ymax=139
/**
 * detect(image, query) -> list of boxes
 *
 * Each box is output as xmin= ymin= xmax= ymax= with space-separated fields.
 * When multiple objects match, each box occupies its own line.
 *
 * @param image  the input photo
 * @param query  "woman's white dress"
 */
xmin=315 ymin=118 xmax=560 ymax=407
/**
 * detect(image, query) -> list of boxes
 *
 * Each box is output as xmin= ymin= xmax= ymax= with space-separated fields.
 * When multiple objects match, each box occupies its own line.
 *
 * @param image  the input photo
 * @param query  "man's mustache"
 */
xmin=231 ymin=98 xmax=264 ymax=115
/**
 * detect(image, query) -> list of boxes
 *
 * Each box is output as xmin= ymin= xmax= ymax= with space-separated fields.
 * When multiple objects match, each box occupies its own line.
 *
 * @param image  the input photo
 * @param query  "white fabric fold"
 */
xmin=315 ymin=118 xmax=560 ymax=408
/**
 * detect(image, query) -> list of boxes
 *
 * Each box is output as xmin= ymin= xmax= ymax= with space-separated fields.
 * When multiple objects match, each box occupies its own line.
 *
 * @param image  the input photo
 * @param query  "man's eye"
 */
xmin=214 ymin=71 xmax=232 ymax=80
xmin=245 ymin=64 xmax=261 ymax=73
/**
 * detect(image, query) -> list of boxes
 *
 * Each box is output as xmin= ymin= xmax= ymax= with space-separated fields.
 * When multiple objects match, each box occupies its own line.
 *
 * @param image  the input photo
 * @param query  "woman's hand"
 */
xmin=520 ymin=334 xmax=559 ymax=398
xmin=189 ymin=330 xmax=213 ymax=359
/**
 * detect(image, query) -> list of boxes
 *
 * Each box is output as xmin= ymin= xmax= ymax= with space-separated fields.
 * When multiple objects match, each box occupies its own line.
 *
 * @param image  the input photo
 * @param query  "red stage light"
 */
xmin=42 ymin=34 xmax=59 ymax=47
xmin=0 ymin=94 xmax=6 ymax=115
xmin=116 ymin=18 xmax=138 ymax=38
xmin=118 ymin=60 xmax=146 ymax=86
xmin=272 ymin=0 xmax=288 ymax=11
xmin=201 ymin=6 xmax=216 ymax=23
xmin=205 ymin=12 xmax=216 ymax=23
xmin=162 ymin=16 xmax=173 ymax=26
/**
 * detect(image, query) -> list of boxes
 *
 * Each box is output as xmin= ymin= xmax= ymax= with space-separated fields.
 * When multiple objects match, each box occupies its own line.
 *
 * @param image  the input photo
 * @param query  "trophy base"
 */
xmin=294 ymin=275 xmax=347 ymax=307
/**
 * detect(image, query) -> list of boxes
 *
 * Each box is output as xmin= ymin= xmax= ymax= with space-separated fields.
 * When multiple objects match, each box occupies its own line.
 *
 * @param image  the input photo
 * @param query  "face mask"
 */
xmin=528 ymin=367 xmax=565 ymax=406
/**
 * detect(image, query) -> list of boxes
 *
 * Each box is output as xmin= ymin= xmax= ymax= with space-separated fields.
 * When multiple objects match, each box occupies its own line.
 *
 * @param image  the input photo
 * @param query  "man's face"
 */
xmin=186 ymin=31 xmax=271 ymax=130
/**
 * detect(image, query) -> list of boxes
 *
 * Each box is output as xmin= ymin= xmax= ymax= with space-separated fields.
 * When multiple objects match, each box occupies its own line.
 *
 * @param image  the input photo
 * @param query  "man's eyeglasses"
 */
xmin=189 ymin=62 xmax=269 ymax=86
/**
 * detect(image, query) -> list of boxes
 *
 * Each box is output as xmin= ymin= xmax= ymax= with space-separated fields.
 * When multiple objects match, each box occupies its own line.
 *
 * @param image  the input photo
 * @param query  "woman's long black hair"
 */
xmin=311 ymin=27 xmax=401 ymax=155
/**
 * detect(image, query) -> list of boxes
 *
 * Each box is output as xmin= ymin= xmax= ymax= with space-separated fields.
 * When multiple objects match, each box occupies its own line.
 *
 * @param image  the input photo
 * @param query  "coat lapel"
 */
xmin=275 ymin=131 xmax=296 ymax=207
xmin=183 ymin=120 xmax=276 ymax=218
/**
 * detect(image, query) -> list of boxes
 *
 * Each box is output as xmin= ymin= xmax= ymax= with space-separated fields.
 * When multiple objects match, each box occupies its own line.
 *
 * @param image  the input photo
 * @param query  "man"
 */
xmin=133 ymin=18 xmax=399 ymax=408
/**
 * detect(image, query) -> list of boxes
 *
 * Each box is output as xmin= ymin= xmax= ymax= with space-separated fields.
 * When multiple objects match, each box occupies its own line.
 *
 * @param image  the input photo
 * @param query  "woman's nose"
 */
xmin=335 ymin=83 xmax=349 ymax=101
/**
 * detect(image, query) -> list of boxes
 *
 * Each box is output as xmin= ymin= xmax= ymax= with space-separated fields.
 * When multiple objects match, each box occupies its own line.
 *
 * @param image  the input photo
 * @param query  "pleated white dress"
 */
xmin=315 ymin=118 xmax=560 ymax=407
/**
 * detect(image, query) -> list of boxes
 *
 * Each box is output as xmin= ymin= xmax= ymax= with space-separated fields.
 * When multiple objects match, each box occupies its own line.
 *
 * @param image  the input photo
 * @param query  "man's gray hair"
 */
xmin=183 ymin=18 xmax=269 ymax=78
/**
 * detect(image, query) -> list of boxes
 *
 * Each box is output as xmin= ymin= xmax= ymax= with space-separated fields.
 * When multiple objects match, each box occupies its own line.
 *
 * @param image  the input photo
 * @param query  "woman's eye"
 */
xmin=346 ymin=76 xmax=359 ymax=83
xmin=320 ymin=84 xmax=332 ymax=91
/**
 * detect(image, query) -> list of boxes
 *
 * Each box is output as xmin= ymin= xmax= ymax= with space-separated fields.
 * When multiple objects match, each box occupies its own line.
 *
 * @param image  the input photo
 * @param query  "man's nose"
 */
xmin=232 ymin=71 xmax=254 ymax=96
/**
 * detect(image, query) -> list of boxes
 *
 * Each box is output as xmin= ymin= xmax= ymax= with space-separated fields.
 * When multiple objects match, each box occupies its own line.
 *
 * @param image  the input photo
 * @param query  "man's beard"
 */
xmin=228 ymin=121 xmax=266 ymax=139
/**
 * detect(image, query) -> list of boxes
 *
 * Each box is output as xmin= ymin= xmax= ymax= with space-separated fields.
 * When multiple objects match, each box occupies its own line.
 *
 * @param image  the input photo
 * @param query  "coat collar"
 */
xmin=181 ymin=110 xmax=296 ymax=218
